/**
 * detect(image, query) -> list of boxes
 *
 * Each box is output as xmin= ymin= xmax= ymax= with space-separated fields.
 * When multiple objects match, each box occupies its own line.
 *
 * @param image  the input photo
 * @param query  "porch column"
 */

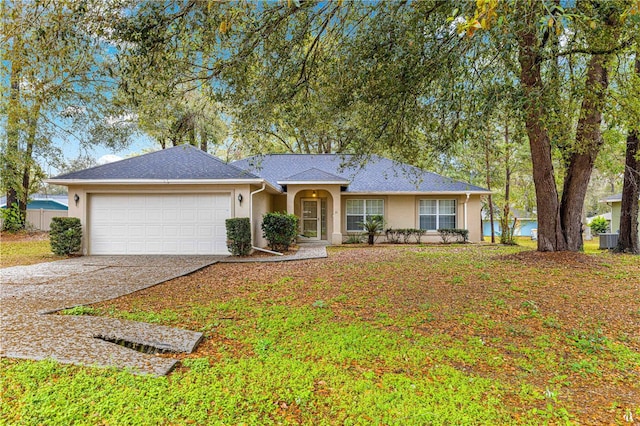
xmin=329 ymin=187 xmax=342 ymax=244
xmin=286 ymin=190 xmax=296 ymax=220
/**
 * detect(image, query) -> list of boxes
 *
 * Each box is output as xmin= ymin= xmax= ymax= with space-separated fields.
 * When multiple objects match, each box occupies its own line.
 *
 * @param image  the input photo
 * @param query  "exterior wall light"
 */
xmin=74 ymin=194 xmax=80 ymax=206
xmin=237 ymin=194 xmax=243 ymax=204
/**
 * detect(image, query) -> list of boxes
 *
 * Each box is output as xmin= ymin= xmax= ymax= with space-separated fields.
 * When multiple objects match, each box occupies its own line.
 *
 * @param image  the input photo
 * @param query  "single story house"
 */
xmin=46 ymin=145 xmax=490 ymax=255
xmin=601 ymin=193 xmax=640 ymax=238
xmin=1 ymin=194 xmax=68 ymax=231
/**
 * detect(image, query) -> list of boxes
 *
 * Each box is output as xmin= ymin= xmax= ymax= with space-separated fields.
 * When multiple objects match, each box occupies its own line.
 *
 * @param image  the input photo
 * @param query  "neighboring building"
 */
xmin=482 ymin=209 xmax=538 ymax=237
xmin=47 ymin=145 xmax=490 ymax=255
xmin=601 ymin=193 xmax=640 ymax=238
xmin=1 ymin=194 xmax=68 ymax=231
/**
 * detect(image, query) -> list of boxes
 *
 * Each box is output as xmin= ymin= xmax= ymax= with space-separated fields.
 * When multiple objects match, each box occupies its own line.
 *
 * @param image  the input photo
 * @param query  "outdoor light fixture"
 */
xmin=74 ymin=194 xmax=80 ymax=206
xmin=312 ymin=190 xmax=317 ymax=197
xmin=237 ymin=194 xmax=243 ymax=203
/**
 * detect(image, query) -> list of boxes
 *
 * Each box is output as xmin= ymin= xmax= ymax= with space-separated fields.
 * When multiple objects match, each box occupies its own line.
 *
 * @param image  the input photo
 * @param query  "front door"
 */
xmin=301 ymin=198 xmax=320 ymax=239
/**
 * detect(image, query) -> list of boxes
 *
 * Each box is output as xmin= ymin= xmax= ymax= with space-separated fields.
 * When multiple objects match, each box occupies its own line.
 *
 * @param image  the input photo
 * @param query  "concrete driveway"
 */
xmin=0 ymin=256 xmax=224 ymax=375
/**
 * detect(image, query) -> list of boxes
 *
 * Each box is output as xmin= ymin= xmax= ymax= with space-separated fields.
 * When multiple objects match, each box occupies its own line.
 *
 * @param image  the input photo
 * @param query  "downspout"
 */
xmin=464 ymin=192 xmax=470 ymax=231
xmin=250 ymin=182 xmax=283 ymax=256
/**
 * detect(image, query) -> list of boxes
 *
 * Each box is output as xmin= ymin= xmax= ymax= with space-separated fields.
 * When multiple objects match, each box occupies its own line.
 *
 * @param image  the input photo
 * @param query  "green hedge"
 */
xmin=50 ymin=217 xmax=82 ymax=255
xmin=437 ymin=228 xmax=469 ymax=244
xmin=385 ymin=228 xmax=426 ymax=244
xmin=226 ymin=217 xmax=252 ymax=256
xmin=261 ymin=212 xmax=299 ymax=252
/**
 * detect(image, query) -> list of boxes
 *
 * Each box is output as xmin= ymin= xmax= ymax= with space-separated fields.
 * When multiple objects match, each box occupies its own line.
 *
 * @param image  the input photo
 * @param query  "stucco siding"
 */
xmin=611 ymin=200 xmax=640 ymax=238
xmin=251 ymin=187 xmax=273 ymax=249
xmin=340 ymin=194 xmax=484 ymax=243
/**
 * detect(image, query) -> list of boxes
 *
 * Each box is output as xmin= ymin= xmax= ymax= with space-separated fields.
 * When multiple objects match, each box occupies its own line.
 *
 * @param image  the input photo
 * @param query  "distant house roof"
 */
xmin=232 ymin=154 xmax=489 ymax=193
xmin=48 ymin=145 xmax=259 ymax=182
xmin=600 ymin=193 xmax=640 ymax=203
xmin=481 ymin=208 xmax=537 ymax=221
xmin=1 ymin=194 xmax=68 ymax=210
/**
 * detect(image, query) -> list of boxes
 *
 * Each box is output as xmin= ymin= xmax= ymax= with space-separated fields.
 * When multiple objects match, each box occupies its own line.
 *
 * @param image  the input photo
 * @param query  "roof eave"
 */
xmin=343 ymin=190 xmax=492 ymax=195
xmin=45 ymin=178 xmax=276 ymax=190
xmin=277 ymin=180 xmax=351 ymax=185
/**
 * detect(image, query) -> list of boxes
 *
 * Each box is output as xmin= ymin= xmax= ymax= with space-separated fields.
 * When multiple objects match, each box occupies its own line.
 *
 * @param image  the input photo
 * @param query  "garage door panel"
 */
xmin=89 ymin=193 xmax=231 ymax=255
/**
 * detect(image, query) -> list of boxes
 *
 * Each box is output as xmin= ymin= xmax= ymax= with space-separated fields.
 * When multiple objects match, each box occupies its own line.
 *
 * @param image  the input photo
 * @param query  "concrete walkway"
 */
xmin=1 ymin=256 xmax=222 ymax=375
xmin=222 ymin=241 xmax=328 ymax=263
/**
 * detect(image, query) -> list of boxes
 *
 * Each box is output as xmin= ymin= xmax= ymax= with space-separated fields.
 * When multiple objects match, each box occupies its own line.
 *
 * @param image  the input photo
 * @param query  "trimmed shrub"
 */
xmin=261 ymin=212 xmax=299 ymax=252
xmin=438 ymin=228 xmax=469 ymax=244
xmin=50 ymin=217 xmax=82 ymax=255
xmin=589 ymin=216 xmax=608 ymax=235
xmin=226 ymin=217 xmax=252 ymax=256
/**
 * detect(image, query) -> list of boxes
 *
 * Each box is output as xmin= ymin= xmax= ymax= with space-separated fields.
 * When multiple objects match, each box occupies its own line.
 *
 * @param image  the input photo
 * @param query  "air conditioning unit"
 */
xmin=599 ymin=233 xmax=619 ymax=249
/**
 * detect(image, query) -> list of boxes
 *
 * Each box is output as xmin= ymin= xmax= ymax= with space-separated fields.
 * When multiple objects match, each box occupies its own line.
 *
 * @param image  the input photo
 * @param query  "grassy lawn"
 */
xmin=2 ymin=244 xmax=638 ymax=424
xmin=0 ymin=232 xmax=60 ymax=267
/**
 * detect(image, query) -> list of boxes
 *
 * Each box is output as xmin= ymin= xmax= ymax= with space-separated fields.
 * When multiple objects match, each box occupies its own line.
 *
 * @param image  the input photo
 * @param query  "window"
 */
xmin=419 ymin=200 xmax=456 ymax=230
xmin=346 ymin=199 xmax=384 ymax=231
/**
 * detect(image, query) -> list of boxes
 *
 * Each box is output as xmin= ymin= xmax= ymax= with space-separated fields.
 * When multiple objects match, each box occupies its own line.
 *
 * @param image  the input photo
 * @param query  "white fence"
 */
xmin=25 ymin=209 xmax=68 ymax=231
xmin=0 ymin=209 xmax=66 ymax=231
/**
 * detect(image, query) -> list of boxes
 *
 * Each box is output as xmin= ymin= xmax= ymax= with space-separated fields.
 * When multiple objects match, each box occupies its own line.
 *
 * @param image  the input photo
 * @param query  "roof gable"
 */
xmin=279 ymin=168 xmax=350 ymax=184
xmin=232 ymin=154 xmax=488 ymax=193
xmin=51 ymin=145 xmax=258 ymax=181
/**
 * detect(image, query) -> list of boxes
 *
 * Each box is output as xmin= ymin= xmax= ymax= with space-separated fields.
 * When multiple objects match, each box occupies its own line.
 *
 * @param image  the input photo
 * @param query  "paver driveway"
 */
xmin=1 ymin=256 xmax=223 ymax=375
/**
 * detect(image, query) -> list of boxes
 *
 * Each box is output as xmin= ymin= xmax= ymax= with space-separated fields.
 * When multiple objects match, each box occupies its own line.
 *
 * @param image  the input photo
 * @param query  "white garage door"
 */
xmin=89 ymin=193 xmax=231 ymax=255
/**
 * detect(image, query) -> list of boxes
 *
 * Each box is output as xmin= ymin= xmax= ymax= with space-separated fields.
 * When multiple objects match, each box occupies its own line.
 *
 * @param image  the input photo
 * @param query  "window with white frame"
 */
xmin=346 ymin=199 xmax=384 ymax=231
xmin=419 ymin=199 xmax=456 ymax=230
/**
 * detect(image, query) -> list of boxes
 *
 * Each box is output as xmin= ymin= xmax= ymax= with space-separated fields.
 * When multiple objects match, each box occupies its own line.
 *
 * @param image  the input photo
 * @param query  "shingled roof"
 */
xmin=50 ymin=145 xmax=258 ymax=181
xmin=232 ymin=154 xmax=489 ymax=193
xmin=279 ymin=168 xmax=351 ymax=184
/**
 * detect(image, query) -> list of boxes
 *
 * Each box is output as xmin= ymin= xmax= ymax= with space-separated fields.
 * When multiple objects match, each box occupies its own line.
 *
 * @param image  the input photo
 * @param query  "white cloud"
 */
xmin=97 ymin=154 xmax=122 ymax=165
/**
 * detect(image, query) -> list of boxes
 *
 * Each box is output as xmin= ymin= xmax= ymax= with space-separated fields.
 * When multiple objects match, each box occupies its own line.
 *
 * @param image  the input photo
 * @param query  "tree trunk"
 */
xmin=501 ymin=121 xmax=513 ymax=244
xmin=517 ymin=21 xmax=566 ymax=252
xmin=19 ymin=102 xmax=41 ymax=224
xmin=617 ymin=129 xmax=639 ymax=254
xmin=4 ymin=0 xmax=23 ymax=212
xmin=484 ymin=137 xmax=495 ymax=243
xmin=560 ymin=54 xmax=609 ymax=251
xmin=200 ymin=128 xmax=208 ymax=152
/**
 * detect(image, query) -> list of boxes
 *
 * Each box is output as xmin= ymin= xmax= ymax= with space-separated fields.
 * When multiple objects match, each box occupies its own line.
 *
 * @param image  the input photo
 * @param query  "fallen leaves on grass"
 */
xmin=91 ymin=244 xmax=640 ymax=423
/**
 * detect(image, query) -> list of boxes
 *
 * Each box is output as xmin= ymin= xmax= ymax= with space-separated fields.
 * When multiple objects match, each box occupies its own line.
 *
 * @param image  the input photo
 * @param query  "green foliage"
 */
xmin=361 ymin=215 xmax=384 ymax=245
xmin=225 ymin=217 xmax=251 ymax=256
xmin=261 ymin=212 xmax=299 ymax=252
xmin=344 ymin=233 xmax=364 ymax=244
xmin=589 ymin=216 xmax=609 ymax=234
xmin=49 ymin=217 xmax=82 ymax=256
xmin=1 ymin=204 xmax=25 ymax=232
xmin=438 ymin=228 xmax=469 ymax=244
xmin=385 ymin=228 xmax=426 ymax=244
xmin=59 ymin=306 xmax=97 ymax=316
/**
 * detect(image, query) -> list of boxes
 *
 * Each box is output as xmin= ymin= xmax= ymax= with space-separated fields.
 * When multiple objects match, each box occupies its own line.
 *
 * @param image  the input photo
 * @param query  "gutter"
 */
xmin=250 ymin=183 xmax=283 ymax=256
xmin=464 ymin=192 xmax=470 ymax=230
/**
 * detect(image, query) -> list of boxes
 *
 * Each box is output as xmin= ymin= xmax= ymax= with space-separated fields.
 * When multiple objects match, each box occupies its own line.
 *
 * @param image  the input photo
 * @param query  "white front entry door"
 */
xmin=301 ymin=198 xmax=320 ymax=240
xmin=89 ymin=193 xmax=231 ymax=255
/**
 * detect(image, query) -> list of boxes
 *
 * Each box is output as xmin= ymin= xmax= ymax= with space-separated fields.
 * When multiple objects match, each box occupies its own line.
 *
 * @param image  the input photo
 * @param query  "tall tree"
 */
xmin=112 ymin=0 xmax=639 ymax=252
xmin=616 ymin=54 xmax=640 ymax=253
xmin=1 ymin=0 xmax=135 ymax=229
